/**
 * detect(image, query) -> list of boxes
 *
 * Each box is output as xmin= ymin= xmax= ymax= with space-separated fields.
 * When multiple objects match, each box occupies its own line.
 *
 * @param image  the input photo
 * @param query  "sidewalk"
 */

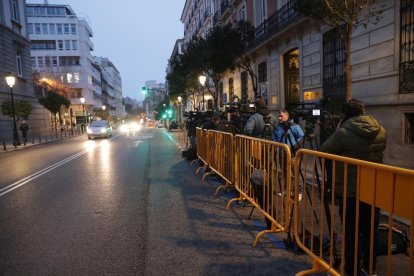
xmin=1 ymin=130 xmax=85 ymax=153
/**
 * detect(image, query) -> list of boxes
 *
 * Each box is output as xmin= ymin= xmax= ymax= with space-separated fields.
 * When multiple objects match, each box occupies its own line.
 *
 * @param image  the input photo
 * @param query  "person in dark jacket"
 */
xmin=201 ymin=115 xmax=221 ymax=130
xmin=244 ymin=98 xmax=277 ymax=138
xmin=320 ymin=99 xmax=387 ymax=276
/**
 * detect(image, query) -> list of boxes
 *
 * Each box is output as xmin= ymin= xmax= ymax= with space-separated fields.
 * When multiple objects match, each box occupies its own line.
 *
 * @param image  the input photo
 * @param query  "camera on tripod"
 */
xmin=291 ymin=102 xmax=323 ymax=121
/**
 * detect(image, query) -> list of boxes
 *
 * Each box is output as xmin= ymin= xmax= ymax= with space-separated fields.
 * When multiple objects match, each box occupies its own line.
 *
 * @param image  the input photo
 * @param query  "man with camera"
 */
xmin=243 ymin=98 xmax=277 ymax=138
xmin=273 ymin=109 xmax=304 ymax=152
xmin=319 ymin=99 xmax=387 ymax=276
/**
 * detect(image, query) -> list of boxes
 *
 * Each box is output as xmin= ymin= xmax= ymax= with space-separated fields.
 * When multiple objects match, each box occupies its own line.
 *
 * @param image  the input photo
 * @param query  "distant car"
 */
xmin=87 ymin=120 xmax=112 ymax=139
xmin=169 ymin=120 xmax=179 ymax=131
xmin=157 ymin=120 xmax=164 ymax=128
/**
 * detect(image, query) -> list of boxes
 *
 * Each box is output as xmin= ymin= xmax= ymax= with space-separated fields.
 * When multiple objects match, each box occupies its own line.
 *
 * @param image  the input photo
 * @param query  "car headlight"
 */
xmin=100 ymin=128 xmax=106 ymax=133
xmin=86 ymin=127 xmax=92 ymax=134
xmin=120 ymin=124 xmax=128 ymax=132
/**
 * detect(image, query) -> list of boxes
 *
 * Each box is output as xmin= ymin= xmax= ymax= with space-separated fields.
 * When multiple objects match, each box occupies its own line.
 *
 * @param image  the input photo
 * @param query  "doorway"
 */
xmin=283 ymin=48 xmax=300 ymax=112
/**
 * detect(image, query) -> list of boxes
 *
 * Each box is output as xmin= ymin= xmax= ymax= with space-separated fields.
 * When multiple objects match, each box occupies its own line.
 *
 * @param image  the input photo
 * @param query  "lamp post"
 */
xmin=177 ymin=96 xmax=182 ymax=125
xmin=5 ymin=74 xmax=19 ymax=147
xmin=199 ymin=75 xmax=206 ymax=111
xmin=80 ymin=96 xmax=86 ymax=133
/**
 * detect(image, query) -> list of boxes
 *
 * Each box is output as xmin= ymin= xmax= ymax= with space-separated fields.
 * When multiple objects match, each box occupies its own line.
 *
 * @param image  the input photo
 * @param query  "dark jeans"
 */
xmin=339 ymin=197 xmax=380 ymax=275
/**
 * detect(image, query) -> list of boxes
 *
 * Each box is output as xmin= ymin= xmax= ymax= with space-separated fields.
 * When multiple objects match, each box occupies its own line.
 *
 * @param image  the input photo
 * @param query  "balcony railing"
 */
xmin=249 ymin=0 xmax=299 ymax=49
xmin=221 ymin=0 xmax=233 ymax=20
xmin=213 ymin=10 xmax=221 ymax=26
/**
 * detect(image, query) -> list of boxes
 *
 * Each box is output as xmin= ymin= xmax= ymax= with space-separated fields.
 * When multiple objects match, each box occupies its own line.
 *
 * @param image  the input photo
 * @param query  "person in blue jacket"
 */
xmin=273 ymin=109 xmax=304 ymax=152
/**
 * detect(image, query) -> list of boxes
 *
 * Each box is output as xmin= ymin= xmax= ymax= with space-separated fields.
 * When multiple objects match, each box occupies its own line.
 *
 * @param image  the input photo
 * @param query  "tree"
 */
xmin=235 ymin=21 xmax=259 ymax=100
xmin=294 ymin=0 xmax=383 ymax=100
xmin=1 ymin=100 xmax=33 ymax=121
xmin=39 ymin=91 xmax=70 ymax=131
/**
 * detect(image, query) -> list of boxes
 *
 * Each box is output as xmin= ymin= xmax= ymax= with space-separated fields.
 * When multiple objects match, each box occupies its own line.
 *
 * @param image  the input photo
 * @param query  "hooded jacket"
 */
xmin=320 ymin=115 xmax=387 ymax=197
xmin=243 ymin=106 xmax=277 ymax=138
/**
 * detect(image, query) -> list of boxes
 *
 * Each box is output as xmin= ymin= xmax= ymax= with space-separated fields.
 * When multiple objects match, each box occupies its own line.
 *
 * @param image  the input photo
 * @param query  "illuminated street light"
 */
xmin=80 ymin=97 xmax=86 ymax=133
xmin=102 ymin=105 xmax=106 ymax=110
xmin=5 ymin=73 xmax=19 ymax=147
xmin=199 ymin=75 xmax=206 ymax=111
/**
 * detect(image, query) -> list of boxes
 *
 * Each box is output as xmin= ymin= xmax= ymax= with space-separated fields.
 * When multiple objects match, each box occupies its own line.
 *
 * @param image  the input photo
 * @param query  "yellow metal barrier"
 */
xmin=206 ymin=130 xmax=234 ymax=194
xmin=227 ymin=134 xmax=293 ymax=246
xmin=294 ymin=148 xmax=414 ymax=276
xmin=194 ymin=128 xmax=209 ymax=174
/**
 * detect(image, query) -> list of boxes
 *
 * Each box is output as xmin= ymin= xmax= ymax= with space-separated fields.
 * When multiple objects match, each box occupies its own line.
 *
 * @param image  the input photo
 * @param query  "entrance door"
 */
xmin=284 ymin=49 xmax=300 ymax=112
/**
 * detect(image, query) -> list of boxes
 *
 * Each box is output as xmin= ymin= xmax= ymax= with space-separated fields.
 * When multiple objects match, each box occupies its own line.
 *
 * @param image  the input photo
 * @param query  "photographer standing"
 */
xmin=273 ymin=109 xmax=304 ymax=152
xmin=319 ymin=99 xmax=387 ymax=276
xmin=243 ymin=98 xmax=276 ymax=138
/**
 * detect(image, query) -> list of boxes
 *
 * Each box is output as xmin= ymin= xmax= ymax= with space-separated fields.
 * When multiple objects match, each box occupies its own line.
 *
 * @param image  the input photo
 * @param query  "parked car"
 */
xmin=87 ymin=120 xmax=112 ymax=139
xmin=169 ymin=120 xmax=179 ymax=131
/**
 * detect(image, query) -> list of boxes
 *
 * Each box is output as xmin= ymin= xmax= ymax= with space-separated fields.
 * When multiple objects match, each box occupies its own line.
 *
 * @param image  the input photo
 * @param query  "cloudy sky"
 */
xmin=28 ymin=0 xmax=185 ymax=101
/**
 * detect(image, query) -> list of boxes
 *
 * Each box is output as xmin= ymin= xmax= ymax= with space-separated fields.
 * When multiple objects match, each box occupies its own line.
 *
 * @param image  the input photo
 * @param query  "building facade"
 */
xmin=0 ymin=0 xmax=47 ymax=142
xmin=177 ymin=0 xmax=414 ymax=168
xmin=93 ymin=56 xmax=124 ymax=119
xmin=26 ymin=3 xmax=98 ymax=127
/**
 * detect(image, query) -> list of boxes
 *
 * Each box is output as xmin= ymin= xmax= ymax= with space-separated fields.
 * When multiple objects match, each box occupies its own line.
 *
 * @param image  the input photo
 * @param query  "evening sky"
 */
xmin=27 ymin=0 xmax=185 ymax=101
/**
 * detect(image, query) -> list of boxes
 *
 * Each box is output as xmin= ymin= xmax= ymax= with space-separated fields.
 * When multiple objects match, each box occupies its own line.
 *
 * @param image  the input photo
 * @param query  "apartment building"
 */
xmin=26 ymin=3 xmax=98 ymax=126
xmin=178 ymin=0 xmax=414 ymax=168
xmin=93 ymin=57 xmax=124 ymax=119
xmin=0 ymin=0 xmax=47 ymax=141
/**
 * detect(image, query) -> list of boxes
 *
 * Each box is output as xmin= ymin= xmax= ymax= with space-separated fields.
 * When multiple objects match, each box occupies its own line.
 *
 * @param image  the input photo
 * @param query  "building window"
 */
xmin=57 ymin=23 xmax=63 ymax=34
xmin=16 ymin=50 xmax=22 ymax=76
xmin=42 ymin=23 xmax=48 ymax=34
xmin=64 ymin=23 xmax=70 ymax=34
xmin=323 ymin=27 xmax=346 ymax=101
xmin=71 ymin=24 xmax=76 ymax=34
xmin=49 ymin=23 xmax=55 ymax=34
xmin=254 ymin=0 xmax=267 ymax=26
xmin=228 ymin=78 xmax=234 ymax=100
xmin=241 ymin=71 xmax=248 ymax=101
xmin=65 ymin=40 xmax=71 ymax=50
xmin=405 ymin=113 xmax=414 ymax=144
xmin=74 ymin=72 xmax=80 ymax=83
xmin=35 ymin=23 xmax=41 ymax=34
xmin=52 ymin=56 xmax=58 ymax=67
xmin=258 ymin=62 xmax=267 ymax=83
xmin=400 ymin=0 xmax=414 ymax=93
xmin=30 ymin=56 xmax=36 ymax=67
xmin=72 ymin=40 xmax=77 ymax=50
xmin=37 ymin=56 xmax=43 ymax=68
xmin=11 ymin=0 xmax=20 ymax=22
xmin=28 ymin=23 xmax=34 ymax=34
xmin=57 ymin=40 xmax=63 ymax=50
xmin=44 ymin=56 xmax=51 ymax=67
xmin=237 ymin=5 xmax=246 ymax=21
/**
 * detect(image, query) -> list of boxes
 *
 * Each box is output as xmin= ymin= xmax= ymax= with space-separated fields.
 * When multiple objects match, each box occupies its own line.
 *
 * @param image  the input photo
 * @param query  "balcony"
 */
xmin=221 ymin=0 xmax=233 ymax=21
xmin=213 ymin=10 xmax=221 ymax=26
xmin=248 ymin=0 xmax=299 ymax=50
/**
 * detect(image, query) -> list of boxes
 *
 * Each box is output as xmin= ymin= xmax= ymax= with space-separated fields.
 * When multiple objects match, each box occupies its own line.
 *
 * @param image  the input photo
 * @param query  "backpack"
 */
xmin=376 ymin=223 xmax=409 ymax=256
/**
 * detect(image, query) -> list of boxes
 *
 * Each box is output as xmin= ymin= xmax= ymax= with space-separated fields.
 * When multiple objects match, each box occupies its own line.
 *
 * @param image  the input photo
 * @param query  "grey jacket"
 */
xmin=243 ymin=108 xmax=277 ymax=138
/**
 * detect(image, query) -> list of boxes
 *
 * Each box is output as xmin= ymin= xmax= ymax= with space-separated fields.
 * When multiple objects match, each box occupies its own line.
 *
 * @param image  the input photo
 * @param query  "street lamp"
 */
xmin=5 ymin=73 xmax=19 ymax=147
xmin=199 ymin=75 xmax=206 ymax=111
xmin=102 ymin=105 xmax=106 ymax=110
xmin=177 ymin=96 xmax=182 ymax=125
xmin=80 ymin=96 xmax=86 ymax=133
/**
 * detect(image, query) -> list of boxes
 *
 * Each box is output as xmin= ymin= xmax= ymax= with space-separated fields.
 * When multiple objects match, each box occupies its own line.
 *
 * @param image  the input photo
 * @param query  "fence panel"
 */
xmin=227 ymin=134 xmax=293 ymax=246
xmin=294 ymin=148 xmax=414 ymax=276
xmin=207 ymin=130 xmax=234 ymax=194
xmin=196 ymin=127 xmax=209 ymax=165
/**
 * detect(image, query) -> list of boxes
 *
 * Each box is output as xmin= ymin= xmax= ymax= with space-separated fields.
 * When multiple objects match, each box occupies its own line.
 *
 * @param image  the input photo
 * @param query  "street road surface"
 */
xmin=0 ymin=127 xmax=310 ymax=275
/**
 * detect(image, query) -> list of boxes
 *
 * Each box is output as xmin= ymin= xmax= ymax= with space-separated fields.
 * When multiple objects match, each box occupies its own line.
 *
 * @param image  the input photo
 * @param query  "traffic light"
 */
xmin=142 ymin=86 xmax=147 ymax=95
xmin=167 ymin=109 xmax=172 ymax=118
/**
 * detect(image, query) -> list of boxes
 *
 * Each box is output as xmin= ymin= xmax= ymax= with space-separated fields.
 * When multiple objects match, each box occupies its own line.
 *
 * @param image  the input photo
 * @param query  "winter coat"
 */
xmin=273 ymin=121 xmax=304 ymax=149
xmin=319 ymin=115 xmax=387 ymax=197
xmin=243 ymin=107 xmax=277 ymax=138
